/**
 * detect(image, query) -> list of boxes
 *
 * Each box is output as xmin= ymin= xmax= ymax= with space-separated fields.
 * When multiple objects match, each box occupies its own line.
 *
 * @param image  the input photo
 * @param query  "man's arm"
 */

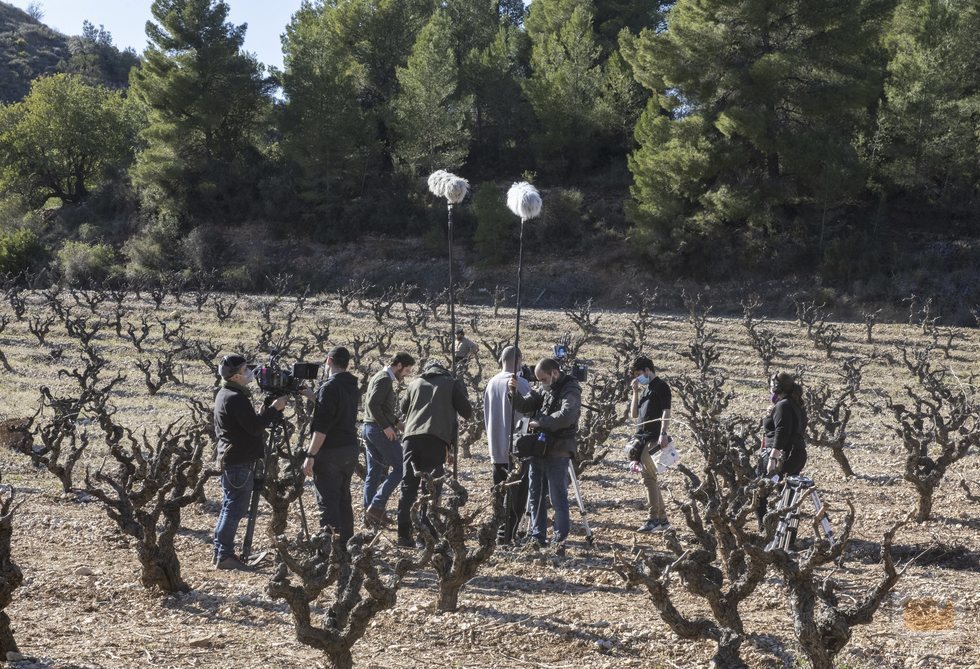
xmin=232 ymin=394 xmax=283 ymax=436
xmin=303 ymin=431 xmax=326 ymax=476
xmin=510 ymin=387 xmax=542 ymax=415
xmin=309 ymin=384 xmax=338 ymax=436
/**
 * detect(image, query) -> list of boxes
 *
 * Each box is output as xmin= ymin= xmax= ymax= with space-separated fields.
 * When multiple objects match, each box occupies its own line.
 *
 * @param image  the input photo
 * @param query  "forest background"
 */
xmin=0 ymin=0 xmax=977 ymax=322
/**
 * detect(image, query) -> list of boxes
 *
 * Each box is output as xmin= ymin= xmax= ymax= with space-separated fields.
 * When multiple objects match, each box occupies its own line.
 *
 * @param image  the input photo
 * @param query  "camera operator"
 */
xmin=362 ymin=352 xmax=415 ymax=528
xmin=396 ymin=359 xmax=472 ymax=548
xmin=628 ymin=356 xmax=672 ymax=533
xmin=508 ymin=357 xmax=581 ymax=556
xmin=303 ymin=347 xmax=361 ymax=544
xmin=756 ymin=372 xmax=808 ymax=531
xmin=484 ymin=345 xmax=530 ymax=545
xmin=213 ymin=354 xmax=287 ymax=570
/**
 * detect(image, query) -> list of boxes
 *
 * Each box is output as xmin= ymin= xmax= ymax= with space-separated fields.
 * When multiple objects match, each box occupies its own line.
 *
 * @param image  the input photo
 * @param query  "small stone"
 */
xmin=189 ymin=636 xmax=217 ymax=648
xmin=596 ymin=639 xmax=614 ymax=652
xmin=74 ymin=566 xmax=95 ymax=577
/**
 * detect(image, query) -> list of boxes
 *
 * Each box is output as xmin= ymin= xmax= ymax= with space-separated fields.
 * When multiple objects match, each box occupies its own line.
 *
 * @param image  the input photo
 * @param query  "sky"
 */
xmin=8 ymin=0 xmax=305 ymax=71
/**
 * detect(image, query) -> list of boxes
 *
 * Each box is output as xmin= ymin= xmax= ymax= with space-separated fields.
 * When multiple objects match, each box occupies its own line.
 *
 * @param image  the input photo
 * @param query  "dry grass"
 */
xmin=0 ymin=289 xmax=978 ymax=669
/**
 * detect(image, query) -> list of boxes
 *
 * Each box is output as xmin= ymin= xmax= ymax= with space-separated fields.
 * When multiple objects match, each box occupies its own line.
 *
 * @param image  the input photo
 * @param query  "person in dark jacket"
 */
xmin=756 ymin=371 xmax=808 ymax=531
xmin=303 ymin=347 xmax=361 ymax=543
xmin=213 ymin=354 xmax=287 ymax=570
xmin=629 ymin=356 xmax=672 ymax=533
xmin=362 ymin=352 xmax=415 ymax=528
xmin=396 ymin=359 xmax=472 ymax=547
xmin=508 ymin=358 xmax=581 ymax=556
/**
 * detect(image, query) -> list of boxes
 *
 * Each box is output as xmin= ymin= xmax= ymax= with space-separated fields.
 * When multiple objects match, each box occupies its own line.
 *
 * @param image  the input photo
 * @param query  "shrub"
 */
xmin=55 ymin=240 xmax=117 ymax=285
xmin=122 ymin=214 xmax=183 ymax=281
xmin=0 ymin=228 xmax=43 ymax=275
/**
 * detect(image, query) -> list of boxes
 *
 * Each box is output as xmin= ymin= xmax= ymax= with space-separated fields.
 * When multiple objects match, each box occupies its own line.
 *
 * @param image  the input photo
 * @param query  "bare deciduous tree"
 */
xmin=267 ymin=531 xmax=403 ymax=669
xmin=83 ymin=422 xmax=214 ymax=593
xmin=414 ymin=473 xmax=506 ymax=612
xmin=0 ymin=478 xmax=23 ymax=655
xmin=885 ymin=346 xmax=980 ymax=521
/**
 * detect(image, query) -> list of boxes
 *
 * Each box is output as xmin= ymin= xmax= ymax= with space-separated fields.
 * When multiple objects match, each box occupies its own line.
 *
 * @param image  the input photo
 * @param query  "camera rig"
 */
xmin=255 ymin=350 xmax=320 ymax=397
xmin=553 ymin=332 xmax=588 ymax=382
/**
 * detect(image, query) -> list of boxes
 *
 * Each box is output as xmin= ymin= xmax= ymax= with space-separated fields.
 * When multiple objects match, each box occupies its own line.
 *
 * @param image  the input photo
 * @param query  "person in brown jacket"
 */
xmin=396 ymin=359 xmax=472 ymax=546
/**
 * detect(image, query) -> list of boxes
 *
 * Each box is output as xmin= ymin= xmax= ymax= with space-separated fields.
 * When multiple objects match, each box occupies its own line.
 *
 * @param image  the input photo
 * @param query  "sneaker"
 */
xmin=637 ymin=520 xmax=671 ymax=533
xmin=215 ymin=554 xmax=250 ymax=571
xmin=395 ymin=535 xmax=415 ymax=548
xmin=553 ymin=541 xmax=567 ymax=558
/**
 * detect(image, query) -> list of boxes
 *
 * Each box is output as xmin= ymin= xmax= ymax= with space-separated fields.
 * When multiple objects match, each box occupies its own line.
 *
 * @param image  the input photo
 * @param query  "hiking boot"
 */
xmin=554 ymin=541 xmax=567 ymax=558
xmin=396 ymin=535 xmax=415 ymax=548
xmin=649 ymin=521 xmax=671 ymax=533
xmin=364 ymin=506 xmax=385 ymax=529
xmin=215 ymin=554 xmax=250 ymax=571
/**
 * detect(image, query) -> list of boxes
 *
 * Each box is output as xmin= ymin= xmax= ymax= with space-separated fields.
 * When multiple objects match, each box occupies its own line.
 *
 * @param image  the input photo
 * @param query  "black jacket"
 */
xmin=763 ymin=398 xmax=808 ymax=475
xmin=636 ymin=377 xmax=671 ymax=438
xmin=310 ymin=371 xmax=361 ymax=450
xmin=512 ymin=372 xmax=581 ymax=457
xmin=214 ymin=381 xmax=281 ymax=465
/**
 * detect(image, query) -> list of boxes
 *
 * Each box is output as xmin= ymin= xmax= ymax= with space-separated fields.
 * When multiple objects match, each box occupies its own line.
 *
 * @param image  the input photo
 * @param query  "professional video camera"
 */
xmin=254 ymin=351 xmax=320 ymax=397
xmin=553 ymin=331 xmax=588 ymax=382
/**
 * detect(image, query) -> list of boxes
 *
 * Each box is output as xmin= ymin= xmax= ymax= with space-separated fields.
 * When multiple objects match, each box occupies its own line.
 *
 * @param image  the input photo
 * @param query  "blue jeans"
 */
xmin=213 ymin=462 xmax=255 ymax=561
xmin=363 ymin=423 xmax=404 ymax=512
xmin=528 ymin=455 xmax=570 ymax=544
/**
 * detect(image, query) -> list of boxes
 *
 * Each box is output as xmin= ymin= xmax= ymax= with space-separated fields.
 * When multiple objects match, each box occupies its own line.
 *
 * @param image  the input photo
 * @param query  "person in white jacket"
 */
xmin=484 ymin=345 xmax=530 ymax=545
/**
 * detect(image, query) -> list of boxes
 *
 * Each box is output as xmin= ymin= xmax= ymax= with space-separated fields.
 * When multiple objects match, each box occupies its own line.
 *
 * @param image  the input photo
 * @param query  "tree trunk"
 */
xmin=437 ymin=584 xmax=460 ymax=612
xmin=830 ymin=445 xmax=855 ymax=477
xmin=709 ymin=629 xmax=746 ymax=669
xmin=139 ymin=546 xmax=189 ymax=593
xmin=327 ymin=650 xmax=353 ymax=669
xmin=0 ymin=612 xmax=16 ymax=654
xmin=915 ymin=486 xmax=934 ymax=522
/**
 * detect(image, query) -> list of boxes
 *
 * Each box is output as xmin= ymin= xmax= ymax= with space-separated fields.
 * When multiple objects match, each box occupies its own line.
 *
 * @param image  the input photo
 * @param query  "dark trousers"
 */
xmin=397 ymin=434 xmax=447 ymax=540
xmin=312 ymin=444 xmax=360 ymax=543
xmin=493 ymin=460 xmax=529 ymax=543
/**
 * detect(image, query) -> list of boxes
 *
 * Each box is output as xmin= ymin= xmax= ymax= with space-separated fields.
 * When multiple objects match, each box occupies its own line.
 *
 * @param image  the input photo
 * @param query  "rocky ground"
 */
xmin=0 ymin=290 xmax=978 ymax=668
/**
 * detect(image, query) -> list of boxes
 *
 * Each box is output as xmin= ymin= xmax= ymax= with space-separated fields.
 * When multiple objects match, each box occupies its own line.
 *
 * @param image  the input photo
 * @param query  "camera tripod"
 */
xmin=765 ymin=475 xmax=836 ymax=552
xmin=240 ymin=412 xmax=310 ymax=566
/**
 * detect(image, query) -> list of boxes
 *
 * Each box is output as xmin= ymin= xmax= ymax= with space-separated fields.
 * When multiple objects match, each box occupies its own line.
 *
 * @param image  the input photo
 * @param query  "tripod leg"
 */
xmin=567 ymin=460 xmax=594 ymax=545
xmin=809 ymin=489 xmax=836 ymax=548
xmin=767 ymin=482 xmax=795 ymax=551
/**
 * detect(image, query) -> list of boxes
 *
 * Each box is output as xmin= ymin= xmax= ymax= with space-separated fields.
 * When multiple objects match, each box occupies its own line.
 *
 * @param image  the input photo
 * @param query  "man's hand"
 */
xmin=396 ymin=420 xmax=405 ymax=432
xmin=446 ymin=449 xmax=455 ymax=467
xmin=659 ymin=433 xmax=669 ymax=450
xmin=272 ymin=396 xmax=288 ymax=412
xmin=766 ymin=449 xmax=784 ymax=475
xmin=507 ymin=374 xmax=518 ymax=393
xmin=303 ymin=455 xmax=315 ymax=477
xmin=299 ymin=386 xmax=315 ymax=401
xmin=383 ymin=426 xmax=398 ymax=441
xmin=529 ymin=420 xmax=540 ymax=430
xmin=631 ymin=377 xmax=641 ymax=393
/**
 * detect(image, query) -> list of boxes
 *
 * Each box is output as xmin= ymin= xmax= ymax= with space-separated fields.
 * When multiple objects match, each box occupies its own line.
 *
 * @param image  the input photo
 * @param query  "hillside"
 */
xmin=0 ymin=1 xmax=69 ymax=103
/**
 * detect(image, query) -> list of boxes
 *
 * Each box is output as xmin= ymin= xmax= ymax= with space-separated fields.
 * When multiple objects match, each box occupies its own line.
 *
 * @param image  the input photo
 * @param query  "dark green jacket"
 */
xmin=364 ymin=368 xmax=398 ymax=429
xmin=400 ymin=361 xmax=472 ymax=445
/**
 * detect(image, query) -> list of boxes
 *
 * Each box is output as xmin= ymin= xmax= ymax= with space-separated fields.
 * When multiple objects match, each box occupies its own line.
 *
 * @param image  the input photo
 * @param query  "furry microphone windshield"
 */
xmin=427 ymin=170 xmax=469 ymax=204
xmin=506 ymin=181 xmax=542 ymax=220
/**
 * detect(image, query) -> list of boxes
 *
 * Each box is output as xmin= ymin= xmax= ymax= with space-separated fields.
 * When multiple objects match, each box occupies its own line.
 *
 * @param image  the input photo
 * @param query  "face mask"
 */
xmin=635 ymin=374 xmax=651 ymax=386
xmin=770 ymin=393 xmax=779 ymax=403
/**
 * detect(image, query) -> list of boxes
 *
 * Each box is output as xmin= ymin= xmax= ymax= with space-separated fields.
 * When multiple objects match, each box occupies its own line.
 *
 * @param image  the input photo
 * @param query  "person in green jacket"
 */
xmin=396 ymin=359 xmax=472 ymax=547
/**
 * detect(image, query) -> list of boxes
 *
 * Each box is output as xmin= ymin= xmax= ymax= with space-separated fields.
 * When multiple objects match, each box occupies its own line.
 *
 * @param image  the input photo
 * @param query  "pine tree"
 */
xmin=129 ymin=0 xmax=271 ymax=221
xmin=878 ymin=0 xmax=980 ymax=212
xmin=623 ymin=0 xmax=893 ymax=269
xmin=390 ymin=10 xmax=473 ymax=176
xmin=280 ymin=1 xmax=378 ymax=212
xmin=523 ymin=0 xmax=605 ymax=176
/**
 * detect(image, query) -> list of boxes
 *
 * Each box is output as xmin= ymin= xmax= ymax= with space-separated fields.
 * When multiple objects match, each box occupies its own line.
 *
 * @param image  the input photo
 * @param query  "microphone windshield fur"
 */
xmin=427 ymin=170 xmax=469 ymax=204
xmin=506 ymin=182 xmax=542 ymax=220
